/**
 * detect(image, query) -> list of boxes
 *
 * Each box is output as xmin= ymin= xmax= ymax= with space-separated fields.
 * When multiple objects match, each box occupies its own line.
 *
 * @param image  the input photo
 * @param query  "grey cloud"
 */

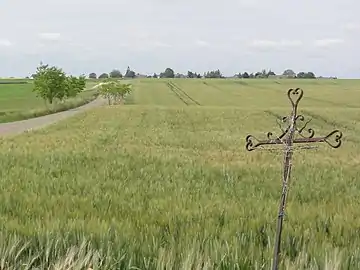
xmin=0 ymin=0 xmax=359 ymax=78
xmin=38 ymin=33 xmax=62 ymax=41
xmin=249 ymin=40 xmax=303 ymax=49
xmin=0 ymin=39 xmax=12 ymax=47
xmin=194 ymin=40 xmax=211 ymax=47
xmin=344 ymin=23 xmax=360 ymax=30
xmin=313 ymin=38 xmax=345 ymax=47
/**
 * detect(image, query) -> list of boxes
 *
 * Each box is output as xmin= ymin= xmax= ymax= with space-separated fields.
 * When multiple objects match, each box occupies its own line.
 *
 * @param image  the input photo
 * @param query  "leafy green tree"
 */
xmin=254 ymin=69 xmax=272 ymax=78
xmin=33 ymin=63 xmax=86 ymax=104
xmin=114 ymin=83 xmax=132 ymax=103
xmin=306 ymin=71 xmax=316 ymax=78
xmin=282 ymin=69 xmax=296 ymax=78
xmin=33 ymin=63 xmax=67 ymax=104
xmin=297 ymin=71 xmax=316 ymax=79
xmin=65 ymin=75 xmax=86 ymax=98
xmin=160 ymin=68 xmax=175 ymax=78
xmin=153 ymin=73 xmax=158 ymax=78
xmin=187 ymin=71 xmax=201 ymax=78
xmin=89 ymin=73 xmax=97 ymax=79
xmin=204 ymin=69 xmax=223 ymax=78
xmin=109 ymin=69 xmax=123 ymax=78
xmin=99 ymin=81 xmax=132 ymax=105
xmin=255 ymin=71 xmax=262 ymax=78
xmin=267 ymin=70 xmax=276 ymax=76
xmin=98 ymin=81 xmax=113 ymax=105
xmin=99 ymin=73 xmax=109 ymax=79
xmin=175 ymin=73 xmax=186 ymax=78
xmin=242 ymin=72 xmax=250 ymax=78
xmin=297 ymin=72 xmax=306 ymax=78
xmin=235 ymin=72 xmax=242 ymax=78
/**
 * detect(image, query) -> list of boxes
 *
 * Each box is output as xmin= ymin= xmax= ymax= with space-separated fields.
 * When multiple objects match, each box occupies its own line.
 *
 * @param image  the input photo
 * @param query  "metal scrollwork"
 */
xmin=245 ymin=88 xmax=343 ymax=151
xmin=323 ymin=130 xmax=343 ymax=148
xmin=244 ymin=87 xmax=343 ymax=270
xmin=245 ymin=135 xmax=258 ymax=151
xmin=287 ymin=87 xmax=303 ymax=110
xmin=295 ymin=115 xmax=315 ymax=138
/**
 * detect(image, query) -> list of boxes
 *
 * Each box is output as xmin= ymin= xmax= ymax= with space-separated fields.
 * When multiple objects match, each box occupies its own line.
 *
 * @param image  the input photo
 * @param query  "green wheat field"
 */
xmin=0 ymin=78 xmax=359 ymax=269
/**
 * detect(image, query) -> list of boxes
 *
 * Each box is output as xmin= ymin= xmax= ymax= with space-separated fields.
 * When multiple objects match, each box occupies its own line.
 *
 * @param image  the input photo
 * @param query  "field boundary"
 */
xmin=0 ymin=81 xmax=29 ymax=85
xmin=0 ymin=83 xmax=107 ymax=136
xmin=166 ymin=81 xmax=201 ymax=106
xmin=0 ymin=96 xmax=106 ymax=136
xmin=0 ymin=83 xmax=103 ymax=124
xmin=0 ymin=91 xmax=98 ymax=123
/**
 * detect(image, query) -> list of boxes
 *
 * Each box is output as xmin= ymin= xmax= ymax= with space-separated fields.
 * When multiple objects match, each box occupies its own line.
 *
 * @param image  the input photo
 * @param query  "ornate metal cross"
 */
xmin=245 ymin=88 xmax=343 ymax=270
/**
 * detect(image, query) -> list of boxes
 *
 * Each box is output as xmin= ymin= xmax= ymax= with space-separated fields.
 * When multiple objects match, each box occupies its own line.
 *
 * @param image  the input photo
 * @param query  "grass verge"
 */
xmin=0 ymin=90 xmax=99 ymax=123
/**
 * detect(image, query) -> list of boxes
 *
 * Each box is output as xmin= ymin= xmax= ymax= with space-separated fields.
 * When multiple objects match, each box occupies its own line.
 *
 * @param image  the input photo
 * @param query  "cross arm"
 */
xmin=245 ymin=135 xmax=283 ymax=151
xmin=293 ymin=129 xmax=343 ymax=148
xmin=246 ymin=130 xmax=342 ymax=151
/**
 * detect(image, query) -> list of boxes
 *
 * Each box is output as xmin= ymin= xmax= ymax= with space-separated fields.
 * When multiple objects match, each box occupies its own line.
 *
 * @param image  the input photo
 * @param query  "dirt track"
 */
xmin=0 ymin=97 xmax=106 ymax=137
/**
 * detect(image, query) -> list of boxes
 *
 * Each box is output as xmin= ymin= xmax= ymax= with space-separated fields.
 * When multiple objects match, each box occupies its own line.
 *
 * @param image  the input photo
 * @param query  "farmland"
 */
xmin=0 ymin=79 xmax=98 ymax=123
xmin=0 ymin=78 xmax=360 ymax=269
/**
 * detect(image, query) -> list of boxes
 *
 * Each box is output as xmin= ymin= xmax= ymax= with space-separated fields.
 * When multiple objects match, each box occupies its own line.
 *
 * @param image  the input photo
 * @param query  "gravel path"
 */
xmin=0 ymin=97 xmax=107 ymax=137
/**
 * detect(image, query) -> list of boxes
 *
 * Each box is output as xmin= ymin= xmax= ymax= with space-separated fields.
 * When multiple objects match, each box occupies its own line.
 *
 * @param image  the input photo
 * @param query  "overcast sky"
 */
xmin=0 ymin=0 xmax=359 ymax=78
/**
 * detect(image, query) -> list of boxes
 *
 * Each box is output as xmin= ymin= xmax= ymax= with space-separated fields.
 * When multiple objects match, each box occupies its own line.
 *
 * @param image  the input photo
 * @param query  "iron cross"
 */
xmin=245 ymin=88 xmax=342 ymax=270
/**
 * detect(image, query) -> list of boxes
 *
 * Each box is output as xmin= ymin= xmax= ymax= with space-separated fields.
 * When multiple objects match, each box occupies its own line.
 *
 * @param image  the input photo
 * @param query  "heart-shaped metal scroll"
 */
xmin=287 ymin=88 xmax=304 ymax=110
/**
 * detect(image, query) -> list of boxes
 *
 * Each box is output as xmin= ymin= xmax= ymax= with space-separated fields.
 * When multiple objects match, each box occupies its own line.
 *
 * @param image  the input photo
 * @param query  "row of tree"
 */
xmin=89 ymin=66 xmax=136 ymax=79
xmin=31 ymin=63 xmax=134 ymax=106
xmin=235 ymin=69 xmax=315 ymax=79
xmin=219 ymin=69 xmax=315 ymax=79
xmin=89 ymin=68 xmax=318 ymax=79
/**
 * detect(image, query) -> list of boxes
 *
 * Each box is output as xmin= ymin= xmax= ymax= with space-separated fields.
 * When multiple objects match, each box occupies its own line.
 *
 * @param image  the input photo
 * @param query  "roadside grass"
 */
xmin=0 ymin=82 xmax=99 ymax=123
xmin=0 ymin=78 xmax=359 ymax=269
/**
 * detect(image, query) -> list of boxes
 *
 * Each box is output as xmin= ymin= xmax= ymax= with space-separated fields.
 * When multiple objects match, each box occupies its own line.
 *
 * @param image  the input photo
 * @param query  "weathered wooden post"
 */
xmin=245 ymin=88 xmax=343 ymax=270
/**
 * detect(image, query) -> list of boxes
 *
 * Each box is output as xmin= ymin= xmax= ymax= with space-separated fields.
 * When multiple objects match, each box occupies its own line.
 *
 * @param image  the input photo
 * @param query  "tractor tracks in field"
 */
xmin=202 ymin=81 xmax=222 ymax=91
xmin=302 ymin=110 xmax=356 ymax=132
xmin=264 ymin=110 xmax=283 ymax=120
xmin=166 ymin=81 xmax=201 ymax=106
xmin=304 ymin=96 xmax=358 ymax=108
xmin=302 ymin=110 xmax=359 ymax=144
xmin=265 ymin=109 xmax=352 ymax=133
